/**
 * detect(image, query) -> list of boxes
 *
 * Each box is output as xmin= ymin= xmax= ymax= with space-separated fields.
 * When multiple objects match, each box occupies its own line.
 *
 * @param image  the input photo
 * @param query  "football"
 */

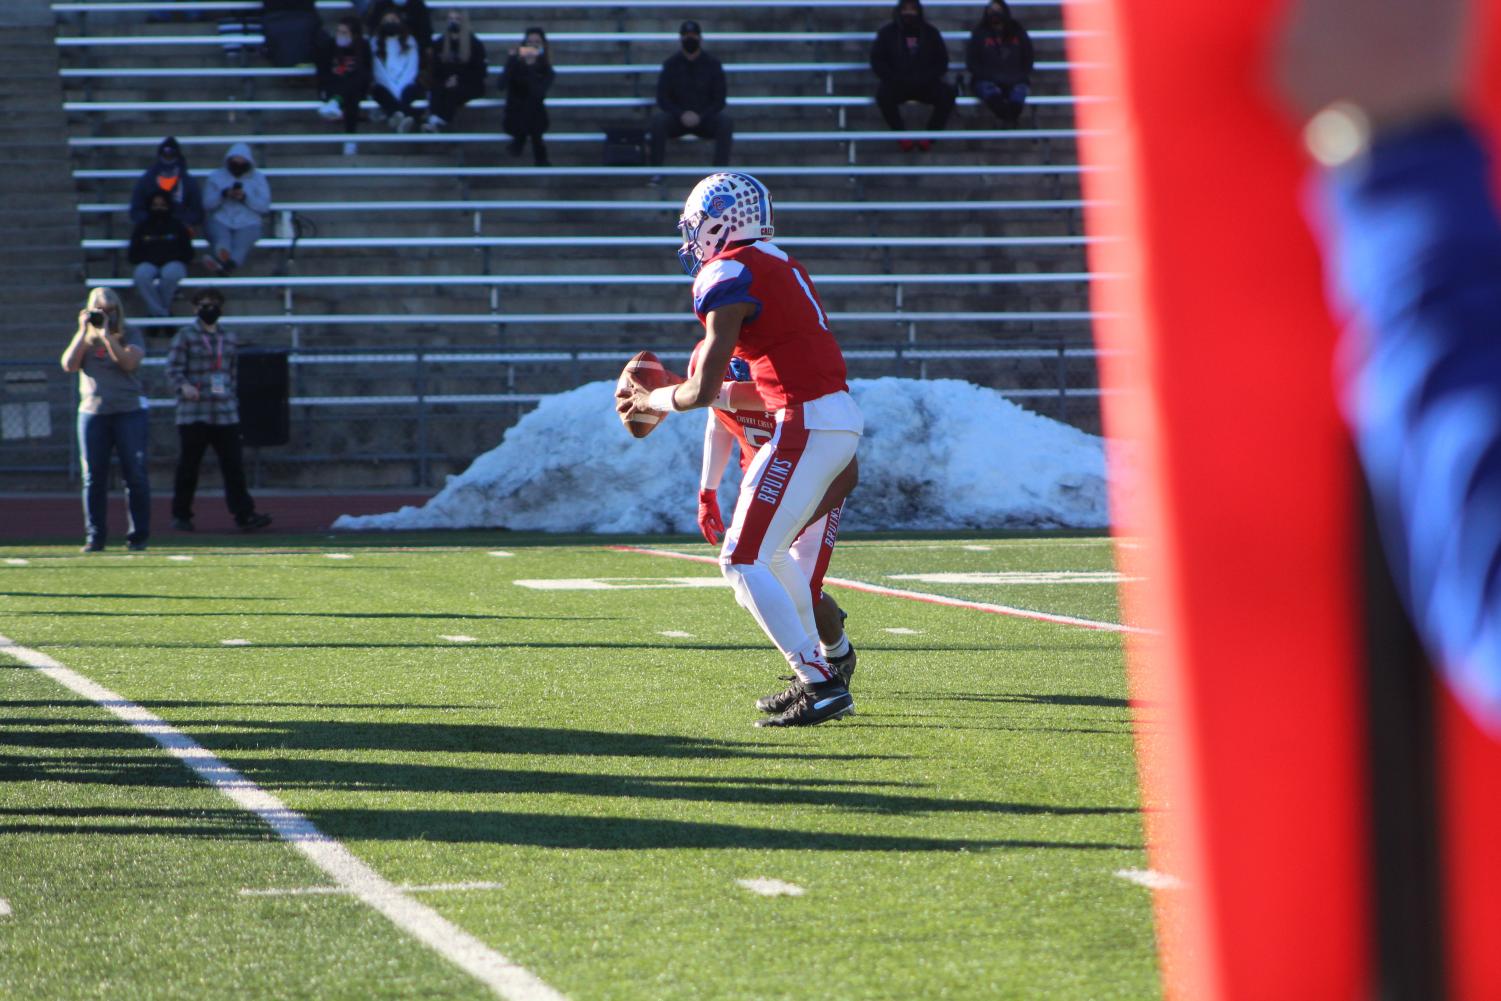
xmin=616 ymin=349 xmax=673 ymax=438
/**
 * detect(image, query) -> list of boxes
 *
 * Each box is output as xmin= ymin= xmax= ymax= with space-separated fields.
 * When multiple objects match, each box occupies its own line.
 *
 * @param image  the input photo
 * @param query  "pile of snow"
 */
xmin=333 ymin=377 xmax=1109 ymax=533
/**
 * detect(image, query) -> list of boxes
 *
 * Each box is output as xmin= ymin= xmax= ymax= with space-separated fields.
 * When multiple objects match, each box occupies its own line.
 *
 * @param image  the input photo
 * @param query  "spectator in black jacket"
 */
xmin=129 ymin=136 xmax=204 ymax=230
xmin=501 ymin=27 xmax=554 ymax=164
xmin=129 ymin=190 xmax=194 ymax=317
xmin=425 ymin=9 xmax=488 ymax=132
xmin=261 ymin=0 xmax=321 ymax=66
xmin=315 ymin=16 xmax=372 ymax=155
xmin=871 ymin=0 xmax=956 ymax=151
xmin=649 ymin=20 xmax=733 ymax=178
xmin=966 ymin=1 xmax=1033 ymax=126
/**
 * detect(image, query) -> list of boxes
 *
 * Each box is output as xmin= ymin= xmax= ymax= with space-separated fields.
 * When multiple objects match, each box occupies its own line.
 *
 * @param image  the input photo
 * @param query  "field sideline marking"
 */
xmin=0 ymin=634 xmax=568 ymax=1001
xmin=1115 ymin=868 xmax=1185 ymax=891
xmin=0 ymin=899 xmax=11 ymax=917
xmin=605 ymin=546 xmax=1150 ymax=635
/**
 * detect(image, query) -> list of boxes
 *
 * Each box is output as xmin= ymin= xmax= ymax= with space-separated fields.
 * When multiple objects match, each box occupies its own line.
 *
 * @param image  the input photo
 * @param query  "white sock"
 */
xmin=822 ymin=633 xmax=851 ymax=660
xmin=787 ymin=646 xmax=833 ymax=685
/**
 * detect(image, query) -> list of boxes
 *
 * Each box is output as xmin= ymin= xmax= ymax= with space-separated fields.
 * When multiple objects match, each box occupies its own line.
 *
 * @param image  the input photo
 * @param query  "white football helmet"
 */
xmin=676 ymin=172 xmax=775 ymax=276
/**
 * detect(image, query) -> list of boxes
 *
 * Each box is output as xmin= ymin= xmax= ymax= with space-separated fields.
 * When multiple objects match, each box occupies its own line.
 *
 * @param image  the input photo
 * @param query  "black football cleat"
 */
xmin=756 ymin=676 xmax=804 ymax=714
xmin=754 ymin=680 xmax=854 ymax=727
xmin=829 ymin=644 xmax=857 ymax=688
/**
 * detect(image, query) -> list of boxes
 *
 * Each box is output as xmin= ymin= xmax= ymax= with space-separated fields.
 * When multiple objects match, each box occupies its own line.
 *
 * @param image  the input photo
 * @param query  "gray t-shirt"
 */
xmin=78 ymin=325 xmax=147 ymax=415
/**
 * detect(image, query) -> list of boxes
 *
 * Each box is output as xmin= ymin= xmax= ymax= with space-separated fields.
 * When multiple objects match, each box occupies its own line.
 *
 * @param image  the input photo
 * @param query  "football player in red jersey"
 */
xmin=681 ymin=341 xmax=859 ymax=715
xmin=618 ymin=172 xmax=864 ymax=726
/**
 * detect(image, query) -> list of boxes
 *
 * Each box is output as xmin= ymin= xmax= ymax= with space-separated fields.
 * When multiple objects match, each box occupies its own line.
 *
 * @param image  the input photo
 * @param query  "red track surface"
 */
xmin=1 ymin=492 xmax=432 ymax=542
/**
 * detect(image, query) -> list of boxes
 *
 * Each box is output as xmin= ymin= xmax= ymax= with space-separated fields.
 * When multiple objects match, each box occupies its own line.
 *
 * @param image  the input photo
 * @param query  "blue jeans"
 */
xmin=78 ymin=408 xmax=151 ymax=546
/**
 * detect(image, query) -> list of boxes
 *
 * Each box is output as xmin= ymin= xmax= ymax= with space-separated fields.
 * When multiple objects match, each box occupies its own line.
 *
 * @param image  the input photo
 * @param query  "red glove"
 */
xmin=697 ymin=488 xmax=724 ymax=545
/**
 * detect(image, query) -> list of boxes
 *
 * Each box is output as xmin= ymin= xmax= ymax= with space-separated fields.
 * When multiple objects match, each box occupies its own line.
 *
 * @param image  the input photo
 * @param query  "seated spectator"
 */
xmin=649 ymin=21 xmax=732 ymax=181
xmin=316 ymin=16 xmax=372 ymax=155
xmin=870 ymin=0 xmax=956 ymax=151
xmin=370 ymin=7 xmax=423 ymax=133
xmin=129 ymin=191 xmax=194 ymax=318
xmin=261 ymin=0 xmax=321 ymax=66
xmin=500 ymin=27 xmax=554 ymax=164
xmin=365 ymin=0 xmax=432 ymax=63
xmin=966 ymin=0 xmax=1033 ymax=126
xmin=425 ymin=9 xmax=488 ymax=132
xmin=129 ymin=136 xmax=203 ymax=230
xmin=202 ymin=143 xmax=271 ymax=276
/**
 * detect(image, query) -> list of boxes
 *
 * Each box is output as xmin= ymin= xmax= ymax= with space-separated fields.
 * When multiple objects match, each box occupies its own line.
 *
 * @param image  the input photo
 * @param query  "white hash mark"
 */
xmin=736 ymin=878 xmax=806 ymax=898
xmin=1115 ymin=868 xmax=1185 ymax=891
xmin=220 ymin=639 xmax=252 ymax=647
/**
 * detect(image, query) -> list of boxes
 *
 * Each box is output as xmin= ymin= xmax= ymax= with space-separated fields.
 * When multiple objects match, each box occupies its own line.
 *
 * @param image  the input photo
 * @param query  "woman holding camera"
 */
xmin=60 ymin=288 xmax=151 ymax=552
xmin=502 ymin=28 xmax=555 ymax=166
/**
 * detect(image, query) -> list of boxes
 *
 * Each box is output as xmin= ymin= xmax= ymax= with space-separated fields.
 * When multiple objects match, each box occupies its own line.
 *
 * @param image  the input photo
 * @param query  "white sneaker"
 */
xmin=421 ymin=114 xmax=445 ymax=133
xmin=317 ymin=98 xmax=342 ymax=121
xmin=342 ymin=140 xmax=358 ymax=156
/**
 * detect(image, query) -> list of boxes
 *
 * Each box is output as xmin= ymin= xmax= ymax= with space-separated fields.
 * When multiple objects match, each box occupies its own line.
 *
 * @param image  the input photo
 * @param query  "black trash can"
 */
xmin=238 ymin=348 xmax=290 ymax=447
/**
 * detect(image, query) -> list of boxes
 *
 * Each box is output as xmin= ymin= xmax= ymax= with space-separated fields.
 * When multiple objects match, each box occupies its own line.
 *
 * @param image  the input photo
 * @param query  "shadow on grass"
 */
xmin=887 ymin=691 xmax=1132 ymax=709
xmin=0 ymin=805 xmax=1136 ymax=853
xmin=0 ymin=591 xmax=285 ymax=601
xmin=4 ymin=611 xmax=618 ymax=622
xmin=0 ymin=717 xmax=893 ymax=761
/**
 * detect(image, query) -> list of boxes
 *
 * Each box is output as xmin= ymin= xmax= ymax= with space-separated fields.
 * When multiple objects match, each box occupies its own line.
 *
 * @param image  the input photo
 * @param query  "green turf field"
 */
xmin=0 ymin=532 xmax=1159 ymax=1001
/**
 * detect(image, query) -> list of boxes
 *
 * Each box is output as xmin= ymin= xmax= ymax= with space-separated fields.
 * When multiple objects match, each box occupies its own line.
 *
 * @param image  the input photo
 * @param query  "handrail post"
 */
xmin=415 ymin=345 xmax=429 ymax=487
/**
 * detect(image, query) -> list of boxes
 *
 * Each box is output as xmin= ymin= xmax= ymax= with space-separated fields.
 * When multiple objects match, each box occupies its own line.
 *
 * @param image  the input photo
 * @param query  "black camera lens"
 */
xmin=86 ymin=310 xmax=106 ymax=328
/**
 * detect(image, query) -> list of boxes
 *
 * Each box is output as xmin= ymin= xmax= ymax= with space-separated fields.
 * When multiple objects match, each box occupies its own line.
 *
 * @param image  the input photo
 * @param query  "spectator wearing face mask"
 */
xmin=129 ymin=190 xmax=194 ymax=318
xmin=425 ymin=9 xmax=488 ymax=132
xmin=966 ymin=0 xmax=1033 ymax=126
xmin=166 ymin=288 xmax=273 ymax=533
xmin=370 ymin=8 xmax=423 ymax=132
xmin=201 ymin=143 xmax=271 ymax=276
xmin=365 ymin=0 xmax=432 ymax=56
xmin=129 ymin=136 xmax=204 ymax=230
xmin=316 ymin=16 xmax=372 ymax=155
xmin=648 ymin=21 xmax=732 ymax=181
xmin=500 ymin=27 xmax=555 ymax=163
xmin=871 ymin=0 xmax=956 ymax=151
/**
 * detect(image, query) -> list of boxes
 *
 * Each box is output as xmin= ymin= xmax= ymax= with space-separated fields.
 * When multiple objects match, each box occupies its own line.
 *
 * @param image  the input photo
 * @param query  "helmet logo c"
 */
xmin=705 ymin=192 xmax=737 ymax=218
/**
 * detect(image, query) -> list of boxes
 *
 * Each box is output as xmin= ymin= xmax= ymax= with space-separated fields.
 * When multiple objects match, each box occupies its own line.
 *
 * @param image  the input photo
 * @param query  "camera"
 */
xmin=86 ymin=310 xmax=106 ymax=328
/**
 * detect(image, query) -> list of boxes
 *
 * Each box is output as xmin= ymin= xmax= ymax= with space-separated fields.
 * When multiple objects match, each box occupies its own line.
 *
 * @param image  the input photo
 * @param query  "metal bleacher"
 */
xmin=45 ymin=0 xmax=1100 ymax=487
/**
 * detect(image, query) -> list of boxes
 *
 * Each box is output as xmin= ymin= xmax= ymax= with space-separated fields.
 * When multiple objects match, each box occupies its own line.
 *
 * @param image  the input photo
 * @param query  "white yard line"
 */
xmin=242 ymin=881 xmax=509 ymax=898
xmin=735 ymin=878 xmax=806 ymax=897
xmin=883 ymin=628 xmax=922 ymax=635
xmin=324 ymin=553 xmax=354 ymax=560
xmin=605 ymin=546 xmax=1151 ymax=635
xmin=0 ymin=634 xmax=567 ymax=1001
xmin=0 ymin=899 xmax=11 ymax=917
xmin=441 ymin=635 xmax=477 ymax=643
xmin=489 ymin=551 xmax=514 ymax=558
xmin=4 ymin=558 xmax=29 ymax=566
xmin=1115 ymin=868 xmax=1184 ymax=891
xmin=658 ymin=630 xmax=694 ymax=639
xmin=220 ymin=639 xmax=252 ymax=647
xmin=167 ymin=555 xmax=193 ymax=562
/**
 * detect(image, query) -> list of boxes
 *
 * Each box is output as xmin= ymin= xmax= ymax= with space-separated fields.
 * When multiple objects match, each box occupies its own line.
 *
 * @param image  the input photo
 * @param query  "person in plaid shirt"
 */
xmin=165 ymin=287 xmax=272 ymax=532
